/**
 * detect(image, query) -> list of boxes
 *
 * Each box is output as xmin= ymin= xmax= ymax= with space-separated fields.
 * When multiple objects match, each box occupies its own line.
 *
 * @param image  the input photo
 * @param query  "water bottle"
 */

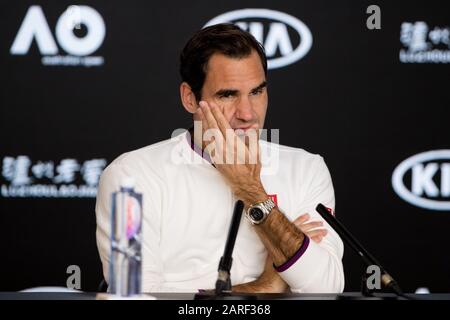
xmin=109 ymin=177 xmax=142 ymax=296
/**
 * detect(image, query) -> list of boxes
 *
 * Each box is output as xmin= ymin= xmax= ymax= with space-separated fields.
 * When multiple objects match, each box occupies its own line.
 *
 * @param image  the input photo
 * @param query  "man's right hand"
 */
xmin=232 ymin=213 xmax=328 ymax=293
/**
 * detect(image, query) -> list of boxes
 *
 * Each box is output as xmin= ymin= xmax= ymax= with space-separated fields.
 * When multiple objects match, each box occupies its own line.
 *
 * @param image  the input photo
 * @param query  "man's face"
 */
xmin=194 ymin=50 xmax=268 ymax=134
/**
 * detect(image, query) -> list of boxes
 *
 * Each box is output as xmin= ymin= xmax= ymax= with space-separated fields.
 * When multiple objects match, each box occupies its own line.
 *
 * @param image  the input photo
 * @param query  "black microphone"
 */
xmin=195 ymin=200 xmax=255 ymax=300
xmin=215 ymin=200 xmax=244 ymax=295
xmin=315 ymin=203 xmax=404 ymax=297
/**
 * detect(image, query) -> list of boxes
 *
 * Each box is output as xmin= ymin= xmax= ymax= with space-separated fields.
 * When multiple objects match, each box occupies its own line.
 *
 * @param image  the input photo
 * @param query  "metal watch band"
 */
xmin=260 ymin=198 xmax=276 ymax=214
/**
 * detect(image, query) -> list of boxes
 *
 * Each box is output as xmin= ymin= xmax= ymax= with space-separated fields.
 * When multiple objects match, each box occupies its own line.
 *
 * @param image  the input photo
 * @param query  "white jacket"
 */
xmin=95 ymin=131 xmax=345 ymax=293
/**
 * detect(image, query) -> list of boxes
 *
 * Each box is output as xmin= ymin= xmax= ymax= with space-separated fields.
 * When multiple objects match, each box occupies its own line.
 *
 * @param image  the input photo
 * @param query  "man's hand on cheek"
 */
xmin=197 ymin=100 xmax=267 ymax=205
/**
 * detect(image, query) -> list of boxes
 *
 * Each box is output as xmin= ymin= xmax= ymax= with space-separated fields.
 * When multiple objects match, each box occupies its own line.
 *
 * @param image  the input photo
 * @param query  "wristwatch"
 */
xmin=246 ymin=198 xmax=276 ymax=225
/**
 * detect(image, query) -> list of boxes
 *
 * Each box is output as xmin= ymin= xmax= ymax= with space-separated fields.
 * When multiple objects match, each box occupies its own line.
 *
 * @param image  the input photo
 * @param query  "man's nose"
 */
xmin=235 ymin=97 xmax=254 ymax=122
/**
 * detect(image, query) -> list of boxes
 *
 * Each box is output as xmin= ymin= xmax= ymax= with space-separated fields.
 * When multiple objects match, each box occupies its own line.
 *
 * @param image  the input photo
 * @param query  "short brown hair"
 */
xmin=179 ymin=23 xmax=267 ymax=101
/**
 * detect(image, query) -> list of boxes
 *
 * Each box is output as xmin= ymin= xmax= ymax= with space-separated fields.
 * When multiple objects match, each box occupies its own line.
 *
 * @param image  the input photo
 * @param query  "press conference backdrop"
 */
xmin=1 ymin=0 xmax=449 ymax=292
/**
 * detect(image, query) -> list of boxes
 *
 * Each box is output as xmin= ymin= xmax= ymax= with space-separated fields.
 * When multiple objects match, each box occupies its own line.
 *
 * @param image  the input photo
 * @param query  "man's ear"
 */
xmin=180 ymin=82 xmax=198 ymax=114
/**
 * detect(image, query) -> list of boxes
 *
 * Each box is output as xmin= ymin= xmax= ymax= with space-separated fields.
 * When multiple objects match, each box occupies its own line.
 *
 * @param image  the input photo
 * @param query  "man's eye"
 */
xmin=220 ymin=93 xmax=234 ymax=98
xmin=251 ymin=89 xmax=263 ymax=96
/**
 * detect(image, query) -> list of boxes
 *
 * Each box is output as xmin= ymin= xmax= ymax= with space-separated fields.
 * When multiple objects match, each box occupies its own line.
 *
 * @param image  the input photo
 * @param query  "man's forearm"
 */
xmin=255 ymin=208 xmax=305 ymax=267
xmin=232 ymin=277 xmax=287 ymax=293
xmin=239 ymin=186 xmax=305 ymax=267
xmin=232 ymin=258 xmax=289 ymax=293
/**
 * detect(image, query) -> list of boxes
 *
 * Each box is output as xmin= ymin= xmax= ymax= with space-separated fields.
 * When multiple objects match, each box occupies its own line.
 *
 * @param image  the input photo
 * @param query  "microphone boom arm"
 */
xmin=316 ymin=203 xmax=403 ymax=296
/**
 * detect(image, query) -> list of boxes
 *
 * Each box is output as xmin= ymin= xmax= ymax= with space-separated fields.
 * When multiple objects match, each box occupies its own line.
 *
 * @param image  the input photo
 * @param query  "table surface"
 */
xmin=1 ymin=292 xmax=450 ymax=300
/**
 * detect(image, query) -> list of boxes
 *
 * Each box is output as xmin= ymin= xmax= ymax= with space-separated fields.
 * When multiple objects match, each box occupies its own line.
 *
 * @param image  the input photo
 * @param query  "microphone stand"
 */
xmin=316 ymin=204 xmax=409 ymax=299
xmin=195 ymin=200 xmax=255 ymax=300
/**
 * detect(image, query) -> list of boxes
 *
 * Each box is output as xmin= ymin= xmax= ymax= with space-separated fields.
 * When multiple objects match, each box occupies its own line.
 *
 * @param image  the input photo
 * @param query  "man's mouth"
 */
xmin=233 ymin=126 xmax=259 ymax=138
xmin=233 ymin=125 xmax=257 ymax=132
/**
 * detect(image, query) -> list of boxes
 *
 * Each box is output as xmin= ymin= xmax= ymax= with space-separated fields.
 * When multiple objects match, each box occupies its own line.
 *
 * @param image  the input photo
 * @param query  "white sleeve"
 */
xmin=277 ymin=156 xmax=345 ymax=293
xmin=95 ymin=161 xmax=166 ymax=292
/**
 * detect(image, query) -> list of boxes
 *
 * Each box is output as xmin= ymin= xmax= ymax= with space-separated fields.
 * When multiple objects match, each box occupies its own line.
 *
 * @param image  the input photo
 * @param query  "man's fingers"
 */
xmin=246 ymin=128 xmax=260 ymax=165
xmin=200 ymin=101 xmax=227 ymax=162
xmin=293 ymin=214 xmax=328 ymax=242
xmin=305 ymin=229 xmax=328 ymax=240
xmin=199 ymin=101 xmax=220 ymax=131
xmin=209 ymin=101 xmax=232 ymax=135
xmin=196 ymin=107 xmax=210 ymax=144
xmin=196 ymin=104 xmax=210 ymax=133
xmin=299 ymin=221 xmax=324 ymax=232
xmin=197 ymin=107 xmax=213 ymax=146
xmin=209 ymin=101 xmax=249 ymax=165
xmin=311 ymin=236 xmax=324 ymax=244
xmin=293 ymin=213 xmax=310 ymax=226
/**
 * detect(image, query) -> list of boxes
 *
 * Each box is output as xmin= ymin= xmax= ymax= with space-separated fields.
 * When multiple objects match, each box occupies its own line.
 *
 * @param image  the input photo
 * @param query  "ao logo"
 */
xmin=204 ymin=9 xmax=312 ymax=69
xmin=392 ymin=150 xmax=450 ymax=211
xmin=10 ymin=5 xmax=105 ymax=56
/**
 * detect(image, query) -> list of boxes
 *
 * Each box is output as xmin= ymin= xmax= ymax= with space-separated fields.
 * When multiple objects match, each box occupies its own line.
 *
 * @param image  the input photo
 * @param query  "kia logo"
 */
xmin=392 ymin=150 xmax=450 ymax=211
xmin=204 ymin=9 xmax=312 ymax=69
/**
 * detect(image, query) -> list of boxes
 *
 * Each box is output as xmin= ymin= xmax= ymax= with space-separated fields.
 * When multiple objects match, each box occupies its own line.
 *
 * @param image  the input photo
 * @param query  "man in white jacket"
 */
xmin=96 ymin=23 xmax=344 ymax=293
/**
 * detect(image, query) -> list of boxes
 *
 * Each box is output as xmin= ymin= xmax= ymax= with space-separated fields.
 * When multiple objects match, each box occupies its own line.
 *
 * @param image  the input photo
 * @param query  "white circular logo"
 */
xmin=204 ymin=9 xmax=312 ymax=69
xmin=392 ymin=150 xmax=450 ymax=211
xmin=55 ymin=6 xmax=105 ymax=56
